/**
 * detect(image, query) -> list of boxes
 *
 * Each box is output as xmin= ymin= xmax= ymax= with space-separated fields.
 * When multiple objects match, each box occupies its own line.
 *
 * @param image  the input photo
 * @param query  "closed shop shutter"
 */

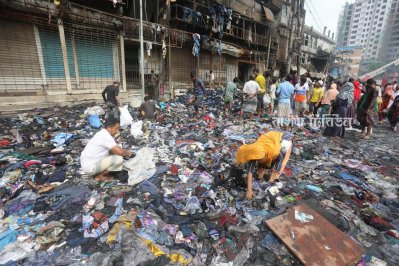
xmin=64 ymin=23 xmax=120 ymax=91
xmin=0 ymin=19 xmax=42 ymax=92
xmin=171 ymin=46 xmax=195 ymax=86
xmin=38 ymin=24 xmax=75 ymax=90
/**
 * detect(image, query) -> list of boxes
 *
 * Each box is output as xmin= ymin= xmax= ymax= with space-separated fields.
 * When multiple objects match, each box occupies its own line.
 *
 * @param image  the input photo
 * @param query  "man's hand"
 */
xmin=246 ymin=190 xmax=254 ymax=200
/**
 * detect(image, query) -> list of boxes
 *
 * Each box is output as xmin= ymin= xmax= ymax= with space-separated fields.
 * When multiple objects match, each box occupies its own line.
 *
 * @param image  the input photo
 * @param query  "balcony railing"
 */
xmin=171 ymin=4 xmax=269 ymax=47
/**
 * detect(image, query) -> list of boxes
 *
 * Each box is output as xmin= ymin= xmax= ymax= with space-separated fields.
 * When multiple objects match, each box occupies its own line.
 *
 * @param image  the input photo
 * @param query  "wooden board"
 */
xmin=266 ymin=203 xmax=365 ymax=266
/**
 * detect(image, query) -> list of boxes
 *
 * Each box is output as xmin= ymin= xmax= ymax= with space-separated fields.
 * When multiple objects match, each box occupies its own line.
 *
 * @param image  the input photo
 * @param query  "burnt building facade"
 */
xmin=0 ymin=0 xmax=288 ymax=110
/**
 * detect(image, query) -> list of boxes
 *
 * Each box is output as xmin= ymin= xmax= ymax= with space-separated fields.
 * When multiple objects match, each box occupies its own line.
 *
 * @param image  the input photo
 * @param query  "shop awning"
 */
xmin=201 ymin=40 xmax=245 ymax=58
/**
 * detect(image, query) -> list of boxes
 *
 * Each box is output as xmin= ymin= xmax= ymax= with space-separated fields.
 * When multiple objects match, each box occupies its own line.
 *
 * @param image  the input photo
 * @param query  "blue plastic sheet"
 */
xmin=88 ymin=115 xmax=102 ymax=128
xmin=51 ymin=133 xmax=75 ymax=147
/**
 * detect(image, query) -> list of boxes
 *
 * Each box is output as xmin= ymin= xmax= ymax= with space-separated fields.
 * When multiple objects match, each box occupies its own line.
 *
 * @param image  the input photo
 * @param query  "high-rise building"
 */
xmin=379 ymin=0 xmax=399 ymax=60
xmin=336 ymin=0 xmax=396 ymax=60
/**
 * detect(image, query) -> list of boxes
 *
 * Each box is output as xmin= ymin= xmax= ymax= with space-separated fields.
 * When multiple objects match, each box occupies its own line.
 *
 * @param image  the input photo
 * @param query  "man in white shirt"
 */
xmin=80 ymin=117 xmax=135 ymax=181
xmin=240 ymin=75 xmax=261 ymax=119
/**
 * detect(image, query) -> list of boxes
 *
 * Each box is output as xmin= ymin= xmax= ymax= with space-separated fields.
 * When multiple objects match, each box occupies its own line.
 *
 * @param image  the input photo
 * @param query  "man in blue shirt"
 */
xmin=276 ymin=74 xmax=295 ymax=120
xmin=191 ymin=72 xmax=206 ymax=114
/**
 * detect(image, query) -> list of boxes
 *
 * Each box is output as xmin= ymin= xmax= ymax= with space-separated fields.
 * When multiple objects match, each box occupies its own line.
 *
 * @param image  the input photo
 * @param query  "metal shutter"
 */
xmin=0 ymin=19 xmax=43 ymax=92
xmin=171 ymin=46 xmax=195 ymax=88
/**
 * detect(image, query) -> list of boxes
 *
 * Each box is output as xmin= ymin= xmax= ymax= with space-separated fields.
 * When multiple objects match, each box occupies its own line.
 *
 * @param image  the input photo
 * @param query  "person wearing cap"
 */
xmin=308 ymin=80 xmax=324 ymax=117
xmin=236 ymin=129 xmax=293 ymax=200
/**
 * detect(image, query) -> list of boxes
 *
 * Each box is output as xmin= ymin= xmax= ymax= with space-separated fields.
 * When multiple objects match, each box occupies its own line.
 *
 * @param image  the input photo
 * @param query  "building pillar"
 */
xmin=120 ymin=32 xmax=127 ymax=92
xmin=33 ymin=24 xmax=47 ymax=88
xmin=57 ymin=18 xmax=72 ymax=94
xmin=70 ymin=31 xmax=80 ymax=89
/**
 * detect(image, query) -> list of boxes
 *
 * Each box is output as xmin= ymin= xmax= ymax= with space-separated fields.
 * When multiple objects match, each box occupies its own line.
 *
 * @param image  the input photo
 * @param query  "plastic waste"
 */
xmin=119 ymin=105 xmax=133 ymax=128
xmin=88 ymin=115 xmax=102 ymax=128
xmin=130 ymin=121 xmax=144 ymax=138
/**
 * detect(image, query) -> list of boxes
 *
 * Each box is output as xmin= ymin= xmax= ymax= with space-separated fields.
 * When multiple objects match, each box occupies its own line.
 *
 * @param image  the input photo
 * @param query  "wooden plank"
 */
xmin=266 ymin=203 xmax=365 ymax=266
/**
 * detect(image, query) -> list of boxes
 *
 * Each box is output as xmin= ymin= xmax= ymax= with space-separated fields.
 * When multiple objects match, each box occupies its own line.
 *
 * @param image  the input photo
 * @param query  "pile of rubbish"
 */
xmin=0 ymin=89 xmax=398 ymax=265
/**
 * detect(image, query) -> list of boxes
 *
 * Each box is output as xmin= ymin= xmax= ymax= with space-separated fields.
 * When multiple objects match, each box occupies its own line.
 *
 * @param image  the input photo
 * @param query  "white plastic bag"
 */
xmin=263 ymin=93 xmax=272 ymax=105
xmin=84 ymin=106 xmax=105 ymax=116
xmin=130 ymin=120 xmax=143 ymax=138
xmin=119 ymin=105 xmax=133 ymax=128
xmin=123 ymin=147 xmax=156 ymax=186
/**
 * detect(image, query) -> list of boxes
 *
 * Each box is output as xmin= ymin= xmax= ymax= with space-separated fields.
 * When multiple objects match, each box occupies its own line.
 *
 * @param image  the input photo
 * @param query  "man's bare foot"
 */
xmin=364 ymin=134 xmax=371 ymax=140
xmin=95 ymin=173 xmax=113 ymax=182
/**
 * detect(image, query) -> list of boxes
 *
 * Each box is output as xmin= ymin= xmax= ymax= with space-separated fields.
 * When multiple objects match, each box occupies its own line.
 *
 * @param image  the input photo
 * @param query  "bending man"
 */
xmin=236 ymin=129 xmax=293 ymax=200
xmin=80 ymin=117 xmax=135 ymax=181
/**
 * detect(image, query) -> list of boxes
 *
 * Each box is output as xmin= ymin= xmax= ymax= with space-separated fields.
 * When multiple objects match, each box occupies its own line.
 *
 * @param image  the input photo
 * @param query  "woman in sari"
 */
xmin=378 ymin=84 xmax=394 ymax=123
xmin=236 ymin=129 xmax=293 ymax=200
xmin=323 ymin=81 xmax=354 ymax=138
xmin=387 ymin=95 xmax=399 ymax=131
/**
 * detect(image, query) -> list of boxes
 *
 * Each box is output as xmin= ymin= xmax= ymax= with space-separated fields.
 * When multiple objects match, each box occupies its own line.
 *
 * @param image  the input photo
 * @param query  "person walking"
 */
xmin=209 ymin=70 xmax=215 ymax=89
xmin=191 ymin=72 xmax=206 ymax=115
xmin=254 ymin=68 xmax=266 ymax=117
xmin=357 ymin=79 xmax=378 ymax=139
xmin=268 ymin=77 xmax=277 ymax=115
xmin=378 ymin=83 xmax=395 ymax=123
xmin=308 ymin=80 xmax=324 ymax=117
xmin=320 ymin=82 xmax=339 ymax=118
xmin=240 ymin=75 xmax=261 ymax=120
xmin=276 ymin=74 xmax=295 ymax=121
xmin=224 ymin=77 xmax=239 ymax=116
xmin=323 ymin=81 xmax=354 ymax=138
xmin=293 ymin=76 xmax=309 ymax=117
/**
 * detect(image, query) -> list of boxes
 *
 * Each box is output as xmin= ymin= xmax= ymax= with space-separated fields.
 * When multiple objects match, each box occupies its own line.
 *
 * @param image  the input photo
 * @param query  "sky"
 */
xmin=304 ymin=0 xmax=353 ymax=40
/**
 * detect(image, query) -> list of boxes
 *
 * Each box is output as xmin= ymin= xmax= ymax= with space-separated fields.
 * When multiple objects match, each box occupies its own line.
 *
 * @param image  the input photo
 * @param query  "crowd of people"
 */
xmin=206 ymin=70 xmax=399 ymax=138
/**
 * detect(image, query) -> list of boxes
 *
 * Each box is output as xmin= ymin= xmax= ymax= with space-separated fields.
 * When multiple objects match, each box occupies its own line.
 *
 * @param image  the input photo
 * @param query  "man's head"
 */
xmin=249 ymin=75 xmax=255 ymax=81
xmin=253 ymin=68 xmax=260 ymax=75
xmin=367 ymin=78 xmax=377 ymax=89
xmin=104 ymin=117 xmax=120 ymax=136
xmin=300 ymin=76 xmax=307 ymax=85
xmin=151 ymin=70 xmax=155 ymax=74
xmin=233 ymin=77 xmax=240 ymax=83
xmin=318 ymin=80 xmax=324 ymax=87
xmin=113 ymin=81 xmax=121 ymax=87
xmin=144 ymin=96 xmax=151 ymax=102
xmin=292 ymin=70 xmax=297 ymax=75
xmin=272 ymin=77 xmax=277 ymax=84
xmin=264 ymin=70 xmax=271 ymax=78
xmin=210 ymin=70 xmax=213 ymax=74
xmin=348 ymin=78 xmax=354 ymax=83
xmin=191 ymin=71 xmax=196 ymax=80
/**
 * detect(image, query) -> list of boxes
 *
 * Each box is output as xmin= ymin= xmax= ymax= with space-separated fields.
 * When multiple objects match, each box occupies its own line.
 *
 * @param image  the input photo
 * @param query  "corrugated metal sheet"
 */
xmin=0 ymin=19 xmax=42 ymax=92
xmin=171 ymin=46 xmax=195 ymax=84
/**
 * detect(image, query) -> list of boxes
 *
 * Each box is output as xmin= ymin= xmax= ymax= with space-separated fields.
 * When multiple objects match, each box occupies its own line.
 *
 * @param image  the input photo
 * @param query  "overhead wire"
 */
xmin=305 ymin=1 xmax=323 ymax=31
xmin=308 ymin=0 xmax=325 ymax=29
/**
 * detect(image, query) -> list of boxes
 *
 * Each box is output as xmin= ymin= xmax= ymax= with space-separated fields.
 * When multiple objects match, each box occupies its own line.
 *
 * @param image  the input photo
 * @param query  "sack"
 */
xmin=124 ymin=147 xmax=156 ymax=186
xmin=130 ymin=121 xmax=143 ymax=138
xmin=88 ymin=115 xmax=102 ymax=128
xmin=119 ymin=105 xmax=133 ymax=128
xmin=263 ymin=94 xmax=272 ymax=105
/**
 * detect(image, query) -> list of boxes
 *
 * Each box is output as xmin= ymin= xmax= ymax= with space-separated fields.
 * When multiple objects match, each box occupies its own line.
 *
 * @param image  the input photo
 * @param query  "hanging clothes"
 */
xmin=192 ymin=34 xmax=201 ymax=57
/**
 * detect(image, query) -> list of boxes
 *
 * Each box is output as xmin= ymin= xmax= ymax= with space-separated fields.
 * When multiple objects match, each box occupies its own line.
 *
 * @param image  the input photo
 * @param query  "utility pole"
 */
xmin=286 ymin=0 xmax=296 ymax=74
xmin=139 ymin=0 xmax=145 ymax=101
xmin=297 ymin=0 xmax=305 ymax=76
